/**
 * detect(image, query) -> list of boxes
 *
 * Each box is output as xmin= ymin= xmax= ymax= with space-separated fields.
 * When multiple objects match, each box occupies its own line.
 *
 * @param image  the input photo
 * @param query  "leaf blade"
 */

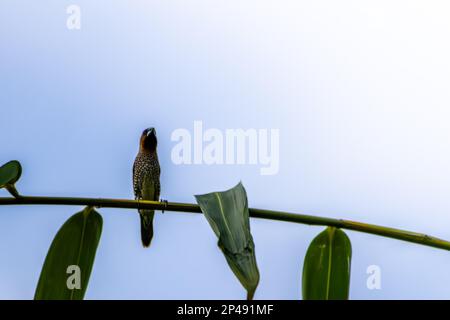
xmin=34 ymin=206 xmax=103 ymax=300
xmin=302 ymin=227 xmax=352 ymax=300
xmin=195 ymin=182 xmax=260 ymax=299
xmin=0 ymin=160 xmax=22 ymax=197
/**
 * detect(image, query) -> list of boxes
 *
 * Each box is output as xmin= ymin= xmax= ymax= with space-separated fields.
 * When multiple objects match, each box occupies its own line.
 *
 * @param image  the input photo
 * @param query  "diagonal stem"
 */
xmin=0 ymin=195 xmax=449 ymax=251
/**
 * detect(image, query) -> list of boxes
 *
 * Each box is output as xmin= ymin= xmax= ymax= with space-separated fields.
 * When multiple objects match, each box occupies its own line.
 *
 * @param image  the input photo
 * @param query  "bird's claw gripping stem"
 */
xmin=161 ymin=199 xmax=168 ymax=213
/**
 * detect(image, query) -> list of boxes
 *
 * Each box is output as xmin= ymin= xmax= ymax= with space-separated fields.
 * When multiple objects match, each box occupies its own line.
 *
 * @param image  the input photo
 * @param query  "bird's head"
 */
xmin=140 ymin=127 xmax=158 ymax=152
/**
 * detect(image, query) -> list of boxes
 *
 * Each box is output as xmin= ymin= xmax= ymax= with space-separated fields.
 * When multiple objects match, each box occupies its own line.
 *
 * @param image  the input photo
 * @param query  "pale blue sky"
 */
xmin=1 ymin=1 xmax=450 ymax=299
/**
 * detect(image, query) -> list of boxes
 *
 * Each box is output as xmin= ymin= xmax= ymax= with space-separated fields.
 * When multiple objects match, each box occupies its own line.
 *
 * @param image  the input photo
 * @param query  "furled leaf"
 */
xmin=302 ymin=227 xmax=352 ymax=300
xmin=35 ymin=206 xmax=103 ymax=300
xmin=0 ymin=160 xmax=22 ymax=197
xmin=195 ymin=182 xmax=260 ymax=300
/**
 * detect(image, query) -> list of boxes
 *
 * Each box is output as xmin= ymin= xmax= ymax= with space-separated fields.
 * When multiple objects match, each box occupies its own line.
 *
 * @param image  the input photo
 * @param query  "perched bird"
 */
xmin=133 ymin=127 xmax=161 ymax=247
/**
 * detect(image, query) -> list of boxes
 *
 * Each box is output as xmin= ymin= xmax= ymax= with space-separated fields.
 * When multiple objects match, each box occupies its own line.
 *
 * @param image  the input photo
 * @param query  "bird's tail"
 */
xmin=139 ymin=210 xmax=154 ymax=247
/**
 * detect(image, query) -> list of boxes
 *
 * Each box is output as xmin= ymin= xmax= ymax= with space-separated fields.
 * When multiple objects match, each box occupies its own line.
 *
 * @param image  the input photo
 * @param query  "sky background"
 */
xmin=2 ymin=1 xmax=450 ymax=299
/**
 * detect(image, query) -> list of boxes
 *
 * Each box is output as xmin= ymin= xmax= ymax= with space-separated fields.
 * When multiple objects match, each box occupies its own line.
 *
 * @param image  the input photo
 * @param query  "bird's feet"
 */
xmin=160 ymin=199 xmax=168 ymax=213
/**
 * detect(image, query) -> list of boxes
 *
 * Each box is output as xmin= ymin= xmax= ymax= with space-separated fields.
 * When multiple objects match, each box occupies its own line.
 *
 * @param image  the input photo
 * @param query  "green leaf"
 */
xmin=195 ymin=182 xmax=260 ymax=300
xmin=302 ymin=227 xmax=352 ymax=300
xmin=0 ymin=160 xmax=22 ymax=197
xmin=34 ymin=206 xmax=103 ymax=300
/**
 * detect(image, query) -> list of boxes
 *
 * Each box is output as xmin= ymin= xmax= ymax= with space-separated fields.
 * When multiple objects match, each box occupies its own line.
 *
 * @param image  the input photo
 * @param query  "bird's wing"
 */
xmin=132 ymin=160 xmax=139 ymax=198
xmin=142 ymin=176 xmax=159 ymax=201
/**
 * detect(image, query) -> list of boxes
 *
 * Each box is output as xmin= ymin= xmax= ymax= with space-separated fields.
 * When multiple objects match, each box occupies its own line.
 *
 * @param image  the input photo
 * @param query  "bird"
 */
xmin=133 ymin=127 xmax=161 ymax=247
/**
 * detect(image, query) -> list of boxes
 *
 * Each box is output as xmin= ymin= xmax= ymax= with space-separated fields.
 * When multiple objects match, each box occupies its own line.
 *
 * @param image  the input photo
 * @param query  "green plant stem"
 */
xmin=0 ymin=195 xmax=449 ymax=251
xmin=5 ymin=185 xmax=20 ymax=198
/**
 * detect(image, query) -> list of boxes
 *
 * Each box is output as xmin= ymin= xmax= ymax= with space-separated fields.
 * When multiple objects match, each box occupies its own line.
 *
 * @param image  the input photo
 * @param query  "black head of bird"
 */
xmin=140 ymin=127 xmax=157 ymax=153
